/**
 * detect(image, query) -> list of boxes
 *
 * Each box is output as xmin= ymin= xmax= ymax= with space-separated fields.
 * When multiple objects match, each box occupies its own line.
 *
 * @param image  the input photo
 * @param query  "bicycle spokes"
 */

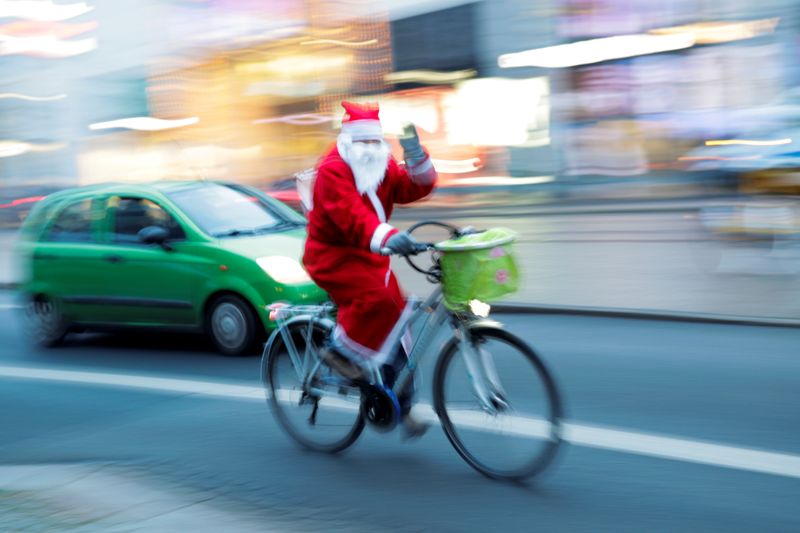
xmin=436 ymin=328 xmax=563 ymax=480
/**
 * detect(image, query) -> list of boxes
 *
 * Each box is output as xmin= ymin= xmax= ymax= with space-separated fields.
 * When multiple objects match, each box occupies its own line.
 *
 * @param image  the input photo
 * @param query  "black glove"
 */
xmin=385 ymin=231 xmax=420 ymax=255
xmin=399 ymin=122 xmax=425 ymax=165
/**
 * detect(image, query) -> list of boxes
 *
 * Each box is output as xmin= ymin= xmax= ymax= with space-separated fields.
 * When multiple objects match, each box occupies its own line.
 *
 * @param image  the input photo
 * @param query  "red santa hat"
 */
xmin=340 ymin=101 xmax=383 ymax=141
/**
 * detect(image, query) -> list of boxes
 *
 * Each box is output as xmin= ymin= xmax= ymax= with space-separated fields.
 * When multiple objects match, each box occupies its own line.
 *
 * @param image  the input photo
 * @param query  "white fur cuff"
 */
xmin=409 ymin=156 xmax=436 ymax=184
xmin=370 ymin=223 xmax=395 ymax=253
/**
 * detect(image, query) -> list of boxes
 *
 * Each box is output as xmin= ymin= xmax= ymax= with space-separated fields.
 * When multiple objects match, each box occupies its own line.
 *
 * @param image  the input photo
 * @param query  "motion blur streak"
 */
xmin=0 ymin=92 xmax=66 ymax=101
xmin=88 ymin=117 xmax=200 ymax=131
xmin=498 ymin=33 xmax=696 ymax=69
xmin=705 ymin=138 xmax=793 ymax=146
xmin=0 ymin=0 xmax=93 ymax=22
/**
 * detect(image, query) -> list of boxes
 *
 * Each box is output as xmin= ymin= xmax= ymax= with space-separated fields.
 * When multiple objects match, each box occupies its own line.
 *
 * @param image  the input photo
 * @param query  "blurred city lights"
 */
xmin=705 ymin=139 xmax=792 ymax=147
xmin=300 ymin=38 xmax=378 ymax=47
xmin=0 ymin=196 xmax=45 ymax=209
xmin=0 ymin=140 xmax=65 ymax=158
xmin=253 ymin=114 xmax=336 ymax=126
xmin=236 ymin=55 xmax=351 ymax=75
xmin=0 ymin=0 xmax=93 ymax=22
xmin=498 ymin=33 xmax=696 ymax=69
xmin=649 ymin=18 xmax=780 ymax=44
xmin=0 ymin=92 xmax=66 ymax=101
xmin=88 ymin=117 xmax=200 ymax=132
xmin=384 ymin=69 xmax=477 ymax=84
xmin=680 ymin=155 xmax=762 ymax=162
xmin=0 ymin=20 xmax=96 ymax=39
xmin=449 ymin=176 xmax=555 ymax=186
xmin=0 ymin=0 xmax=798 ymax=195
xmin=0 ymin=35 xmax=96 ymax=57
xmin=0 ymin=142 xmax=29 ymax=158
xmin=244 ymin=81 xmax=326 ymax=97
xmin=444 ymin=77 xmax=549 ymax=146
xmin=431 ymin=158 xmax=482 ymax=174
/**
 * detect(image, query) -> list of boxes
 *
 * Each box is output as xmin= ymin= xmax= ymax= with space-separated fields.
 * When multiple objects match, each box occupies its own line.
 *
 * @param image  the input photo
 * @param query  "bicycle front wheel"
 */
xmin=433 ymin=326 xmax=564 ymax=481
xmin=264 ymin=319 xmax=365 ymax=453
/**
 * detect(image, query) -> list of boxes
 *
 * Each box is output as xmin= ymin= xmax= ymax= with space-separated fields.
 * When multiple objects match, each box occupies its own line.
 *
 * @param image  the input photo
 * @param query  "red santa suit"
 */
xmin=303 ymin=103 xmax=437 ymax=363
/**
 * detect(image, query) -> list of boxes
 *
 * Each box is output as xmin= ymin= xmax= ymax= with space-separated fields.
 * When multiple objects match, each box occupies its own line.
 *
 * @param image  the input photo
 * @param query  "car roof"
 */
xmin=43 ymin=180 xmax=229 ymax=202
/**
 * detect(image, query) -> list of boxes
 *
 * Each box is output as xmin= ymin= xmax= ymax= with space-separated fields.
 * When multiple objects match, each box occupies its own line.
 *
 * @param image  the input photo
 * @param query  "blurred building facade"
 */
xmin=546 ymin=0 xmax=800 ymax=180
xmin=1 ymin=0 xmax=800 ymax=197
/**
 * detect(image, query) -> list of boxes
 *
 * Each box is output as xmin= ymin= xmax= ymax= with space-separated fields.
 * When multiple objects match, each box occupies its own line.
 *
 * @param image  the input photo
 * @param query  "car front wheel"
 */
xmin=206 ymin=294 xmax=260 ymax=356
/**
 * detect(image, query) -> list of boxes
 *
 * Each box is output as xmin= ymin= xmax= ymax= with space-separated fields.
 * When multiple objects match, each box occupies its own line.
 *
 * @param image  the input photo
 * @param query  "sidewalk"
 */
xmin=0 ymin=463 xmax=288 ymax=532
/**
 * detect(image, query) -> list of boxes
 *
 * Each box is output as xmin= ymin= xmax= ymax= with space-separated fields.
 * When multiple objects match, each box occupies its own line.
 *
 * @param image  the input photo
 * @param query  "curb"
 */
xmin=395 ymin=195 xmax=744 ymax=220
xmin=398 ymin=203 xmax=699 ymax=220
xmin=492 ymin=302 xmax=800 ymax=328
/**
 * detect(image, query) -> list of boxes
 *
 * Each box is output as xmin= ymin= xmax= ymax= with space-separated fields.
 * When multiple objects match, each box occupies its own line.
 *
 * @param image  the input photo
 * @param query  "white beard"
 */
xmin=338 ymin=136 xmax=390 ymax=195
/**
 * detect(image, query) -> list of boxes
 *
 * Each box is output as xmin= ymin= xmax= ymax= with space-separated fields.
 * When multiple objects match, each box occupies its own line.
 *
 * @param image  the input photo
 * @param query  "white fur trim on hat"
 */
xmin=341 ymin=119 xmax=382 ymax=141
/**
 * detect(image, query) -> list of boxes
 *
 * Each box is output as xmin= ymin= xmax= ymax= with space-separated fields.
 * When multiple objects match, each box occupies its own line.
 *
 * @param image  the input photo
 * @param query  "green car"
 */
xmin=15 ymin=180 xmax=326 ymax=355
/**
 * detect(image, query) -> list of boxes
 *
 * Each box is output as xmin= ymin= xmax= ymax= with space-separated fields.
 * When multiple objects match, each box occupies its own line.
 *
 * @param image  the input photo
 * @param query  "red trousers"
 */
xmin=304 ymin=243 xmax=405 ymax=359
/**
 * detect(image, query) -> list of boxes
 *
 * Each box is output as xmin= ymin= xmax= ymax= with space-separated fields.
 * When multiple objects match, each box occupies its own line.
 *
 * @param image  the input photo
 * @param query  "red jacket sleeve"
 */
xmin=313 ymin=160 xmax=396 ymax=252
xmin=391 ymin=149 xmax=438 ymax=205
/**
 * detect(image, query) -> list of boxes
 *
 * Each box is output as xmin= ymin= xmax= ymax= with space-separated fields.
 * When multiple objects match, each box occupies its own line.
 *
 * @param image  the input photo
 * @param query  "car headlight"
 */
xmin=256 ymin=256 xmax=312 ymax=284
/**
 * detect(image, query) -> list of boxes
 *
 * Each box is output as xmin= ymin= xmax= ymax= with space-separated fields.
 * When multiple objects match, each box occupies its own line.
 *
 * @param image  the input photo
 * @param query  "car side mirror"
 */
xmin=138 ymin=226 xmax=172 ymax=250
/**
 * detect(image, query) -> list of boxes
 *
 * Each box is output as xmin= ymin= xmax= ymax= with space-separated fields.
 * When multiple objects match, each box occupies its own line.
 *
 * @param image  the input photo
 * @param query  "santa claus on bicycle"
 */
xmin=302 ymin=101 xmax=438 ymax=435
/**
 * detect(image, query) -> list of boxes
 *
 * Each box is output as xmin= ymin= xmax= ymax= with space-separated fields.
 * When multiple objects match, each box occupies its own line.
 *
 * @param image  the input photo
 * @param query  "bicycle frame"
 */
xmin=266 ymin=285 xmax=507 ymax=414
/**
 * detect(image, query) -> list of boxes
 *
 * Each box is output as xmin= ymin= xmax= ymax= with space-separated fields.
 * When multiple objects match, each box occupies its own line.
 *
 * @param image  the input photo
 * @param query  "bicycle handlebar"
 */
xmin=380 ymin=221 xmax=486 ymax=280
xmin=379 ymin=242 xmax=434 ymax=257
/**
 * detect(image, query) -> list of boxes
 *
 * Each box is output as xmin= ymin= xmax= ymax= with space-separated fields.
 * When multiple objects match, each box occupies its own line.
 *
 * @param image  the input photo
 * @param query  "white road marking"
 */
xmin=2 ymin=364 xmax=799 ymax=480
xmin=0 ymin=365 xmax=265 ymax=401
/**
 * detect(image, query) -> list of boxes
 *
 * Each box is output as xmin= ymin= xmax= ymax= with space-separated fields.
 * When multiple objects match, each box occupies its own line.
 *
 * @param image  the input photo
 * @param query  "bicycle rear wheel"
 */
xmin=264 ymin=319 xmax=365 ymax=453
xmin=433 ymin=326 xmax=564 ymax=481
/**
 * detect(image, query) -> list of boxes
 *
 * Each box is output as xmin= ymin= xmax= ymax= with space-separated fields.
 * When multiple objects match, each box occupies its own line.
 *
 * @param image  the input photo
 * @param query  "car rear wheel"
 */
xmin=25 ymin=295 xmax=69 ymax=348
xmin=207 ymin=294 xmax=260 ymax=356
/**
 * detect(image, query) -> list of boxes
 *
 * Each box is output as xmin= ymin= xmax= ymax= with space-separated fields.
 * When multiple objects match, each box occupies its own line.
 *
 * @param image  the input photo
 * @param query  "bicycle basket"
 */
xmin=435 ymin=227 xmax=519 ymax=310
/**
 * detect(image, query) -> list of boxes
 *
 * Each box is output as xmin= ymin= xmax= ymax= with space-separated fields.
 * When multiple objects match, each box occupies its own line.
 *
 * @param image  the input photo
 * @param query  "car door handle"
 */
xmin=105 ymin=254 xmax=125 ymax=264
xmin=34 ymin=253 xmax=59 ymax=260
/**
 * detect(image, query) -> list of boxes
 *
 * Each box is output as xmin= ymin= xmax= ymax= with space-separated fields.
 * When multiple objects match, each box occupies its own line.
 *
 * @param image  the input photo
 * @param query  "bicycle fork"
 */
xmin=457 ymin=325 xmax=509 ymax=414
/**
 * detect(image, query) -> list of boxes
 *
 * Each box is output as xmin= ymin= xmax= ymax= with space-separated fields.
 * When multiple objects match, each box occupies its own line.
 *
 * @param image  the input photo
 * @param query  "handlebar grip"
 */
xmin=379 ymin=243 xmax=433 ymax=256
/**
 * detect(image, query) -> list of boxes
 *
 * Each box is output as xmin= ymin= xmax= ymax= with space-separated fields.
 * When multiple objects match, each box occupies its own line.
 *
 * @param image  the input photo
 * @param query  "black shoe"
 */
xmin=320 ymin=346 xmax=367 ymax=381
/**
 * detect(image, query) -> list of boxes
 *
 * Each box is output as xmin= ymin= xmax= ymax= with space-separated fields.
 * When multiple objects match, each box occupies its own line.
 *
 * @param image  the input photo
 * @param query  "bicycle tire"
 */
xmin=264 ymin=319 xmax=365 ymax=454
xmin=433 ymin=325 xmax=564 ymax=481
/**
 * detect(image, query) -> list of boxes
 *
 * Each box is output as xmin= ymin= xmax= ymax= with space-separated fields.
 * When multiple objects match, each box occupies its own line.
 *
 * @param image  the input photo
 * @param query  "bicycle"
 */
xmin=261 ymin=221 xmax=564 ymax=481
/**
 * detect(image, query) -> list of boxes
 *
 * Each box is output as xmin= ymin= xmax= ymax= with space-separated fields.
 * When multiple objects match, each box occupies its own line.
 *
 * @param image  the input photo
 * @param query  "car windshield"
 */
xmin=168 ymin=183 xmax=298 ymax=238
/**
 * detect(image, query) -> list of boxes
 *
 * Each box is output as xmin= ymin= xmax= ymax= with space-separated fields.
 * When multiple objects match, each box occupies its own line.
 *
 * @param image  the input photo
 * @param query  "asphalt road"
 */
xmin=0 ymin=292 xmax=798 ymax=531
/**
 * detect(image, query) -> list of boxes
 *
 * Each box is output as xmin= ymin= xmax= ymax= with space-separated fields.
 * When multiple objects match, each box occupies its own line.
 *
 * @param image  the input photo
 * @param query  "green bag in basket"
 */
xmin=435 ymin=227 xmax=520 ymax=310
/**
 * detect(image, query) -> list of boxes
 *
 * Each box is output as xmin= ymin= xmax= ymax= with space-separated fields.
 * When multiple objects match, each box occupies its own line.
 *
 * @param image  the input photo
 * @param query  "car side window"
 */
xmin=110 ymin=197 xmax=185 ymax=244
xmin=46 ymin=199 xmax=95 ymax=242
